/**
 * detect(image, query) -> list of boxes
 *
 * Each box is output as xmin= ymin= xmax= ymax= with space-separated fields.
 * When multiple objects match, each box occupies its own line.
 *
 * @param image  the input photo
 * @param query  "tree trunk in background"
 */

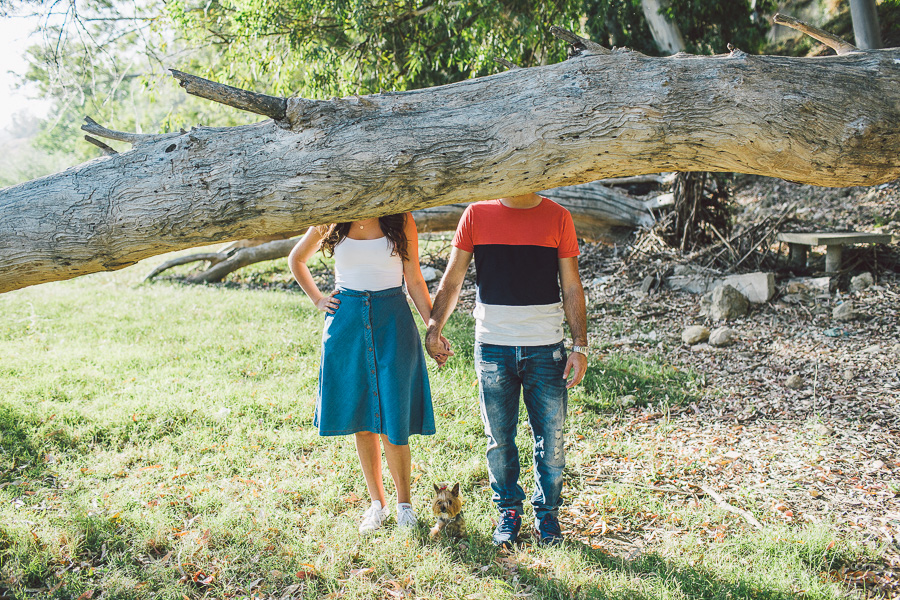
xmin=850 ymin=0 xmax=883 ymax=49
xmin=2 ymin=24 xmax=899 ymax=294
xmin=641 ymin=0 xmax=686 ymax=54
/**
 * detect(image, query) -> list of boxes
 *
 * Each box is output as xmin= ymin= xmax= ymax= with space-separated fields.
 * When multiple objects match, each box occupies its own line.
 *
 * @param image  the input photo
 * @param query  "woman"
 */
xmin=288 ymin=213 xmax=449 ymax=534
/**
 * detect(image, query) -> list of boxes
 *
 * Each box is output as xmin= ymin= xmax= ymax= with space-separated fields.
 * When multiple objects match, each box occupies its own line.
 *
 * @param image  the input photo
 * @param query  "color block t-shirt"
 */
xmin=452 ymin=198 xmax=580 ymax=346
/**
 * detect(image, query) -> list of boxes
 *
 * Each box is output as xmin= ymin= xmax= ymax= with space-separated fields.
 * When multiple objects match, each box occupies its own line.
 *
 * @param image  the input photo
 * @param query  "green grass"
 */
xmin=0 ymin=253 xmax=864 ymax=599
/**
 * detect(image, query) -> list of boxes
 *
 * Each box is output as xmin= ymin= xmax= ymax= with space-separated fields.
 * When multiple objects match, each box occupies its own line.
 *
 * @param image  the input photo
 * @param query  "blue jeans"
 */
xmin=475 ymin=341 xmax=568 ymax=519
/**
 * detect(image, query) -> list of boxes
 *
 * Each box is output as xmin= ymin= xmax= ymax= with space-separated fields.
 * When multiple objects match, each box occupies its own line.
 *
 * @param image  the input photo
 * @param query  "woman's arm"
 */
xmin=401 ymin=213 xmax=433 ymax=323
xmin=288 ymin=227 xmax=340 ymax=314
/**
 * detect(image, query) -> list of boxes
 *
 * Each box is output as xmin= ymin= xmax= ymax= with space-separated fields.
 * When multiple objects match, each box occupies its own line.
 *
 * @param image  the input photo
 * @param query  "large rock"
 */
xmin=702 ymin=285 xmax=749 ymax=321
xmin=783 ymin=276 xmax=832 ymax=295
xmin=666 ymin=265 xmax=721 ymax=294
xmin=720 ymin=272 xmax=775 ymax=304
xmin=667 ymin=270 xmax=774 ymax=304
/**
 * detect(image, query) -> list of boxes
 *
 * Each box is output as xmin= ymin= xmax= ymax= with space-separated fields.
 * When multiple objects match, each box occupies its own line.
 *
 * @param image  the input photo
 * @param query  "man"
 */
xmin=425 ymin=192 xmax=588 ymax=547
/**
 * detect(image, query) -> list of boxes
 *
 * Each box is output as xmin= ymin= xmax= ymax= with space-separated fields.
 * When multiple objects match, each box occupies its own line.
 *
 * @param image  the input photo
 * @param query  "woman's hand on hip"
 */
xmin=315 ymin=291 xmax=340 ymax=314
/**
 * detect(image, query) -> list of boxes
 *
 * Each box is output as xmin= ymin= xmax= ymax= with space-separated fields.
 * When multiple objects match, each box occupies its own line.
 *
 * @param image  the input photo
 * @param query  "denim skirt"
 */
xmin=315 ymin=286 xmax=435 ymax=445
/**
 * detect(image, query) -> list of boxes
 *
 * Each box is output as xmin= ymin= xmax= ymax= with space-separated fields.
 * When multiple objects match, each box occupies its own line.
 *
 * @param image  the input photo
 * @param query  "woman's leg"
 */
xmin=381 ymin=435 xmax=411 ymax=504
xmin=355 ymin=432 xmax=387 ymax=506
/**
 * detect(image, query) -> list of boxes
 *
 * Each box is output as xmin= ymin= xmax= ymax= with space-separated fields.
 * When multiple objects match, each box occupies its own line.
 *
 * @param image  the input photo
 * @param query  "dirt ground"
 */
xmin=562 ymin=176 xmax=900 ymax=596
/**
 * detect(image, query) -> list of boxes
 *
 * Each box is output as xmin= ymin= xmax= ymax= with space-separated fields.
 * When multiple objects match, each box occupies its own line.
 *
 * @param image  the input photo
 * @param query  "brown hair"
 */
xmin=318 ymin=213 xmax=409 ymax=261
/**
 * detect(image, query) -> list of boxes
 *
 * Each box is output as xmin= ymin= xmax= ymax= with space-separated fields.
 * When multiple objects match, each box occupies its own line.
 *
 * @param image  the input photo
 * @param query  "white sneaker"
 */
xmin=396 ymin=503 xmax=417 ymax=530
xmin=359 ymin=501 xmax=389 ymax=534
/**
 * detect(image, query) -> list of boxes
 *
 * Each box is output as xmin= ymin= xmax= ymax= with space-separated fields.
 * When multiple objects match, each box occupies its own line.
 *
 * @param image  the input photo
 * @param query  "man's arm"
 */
xmin=559 ymin=256 xmax=588 ymax=388
xmin=425 ymin=246 xmax=473 ymax=366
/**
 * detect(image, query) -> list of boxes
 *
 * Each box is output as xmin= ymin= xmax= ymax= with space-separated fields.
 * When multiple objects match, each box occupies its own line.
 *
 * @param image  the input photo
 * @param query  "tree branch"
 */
xmin=81 ymin=116 xmax=177 ymax=145
xmin=144 ymin=252 xmax=227 ymax=281
xmin=493 ymin=57 xmax=521 ymax=70
xmin=773 ymin=13 xmax=858 ymax=55
xmin=84 ymin=135 xmax=118 ymax=155
xmin=550 ymin=26 xmax=611 ymax=56
xmin=169 ymin=69 xmax=288 ymax=120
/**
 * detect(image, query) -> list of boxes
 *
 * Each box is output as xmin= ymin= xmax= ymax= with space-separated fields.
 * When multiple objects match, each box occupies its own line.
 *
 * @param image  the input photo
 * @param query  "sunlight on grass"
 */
xmin=0 ymin=253 xmax=863 ymax=599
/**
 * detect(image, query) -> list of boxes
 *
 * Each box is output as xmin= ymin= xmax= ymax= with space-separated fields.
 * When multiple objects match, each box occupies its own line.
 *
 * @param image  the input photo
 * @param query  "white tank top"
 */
xmin=333 ymin=237 xmax=404 ymax=291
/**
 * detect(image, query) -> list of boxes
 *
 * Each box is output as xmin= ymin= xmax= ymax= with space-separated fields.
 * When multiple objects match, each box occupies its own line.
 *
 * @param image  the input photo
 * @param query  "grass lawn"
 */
xmin=0 ymin=253 xmax=864 ymax=599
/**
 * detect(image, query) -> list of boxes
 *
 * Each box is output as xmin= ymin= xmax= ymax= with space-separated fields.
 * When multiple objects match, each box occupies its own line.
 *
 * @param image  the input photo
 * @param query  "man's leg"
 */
xmin=521 ymin=342 xmax=568 ymax=544
xmin=475 ymin=342 xmax=524 ymax=546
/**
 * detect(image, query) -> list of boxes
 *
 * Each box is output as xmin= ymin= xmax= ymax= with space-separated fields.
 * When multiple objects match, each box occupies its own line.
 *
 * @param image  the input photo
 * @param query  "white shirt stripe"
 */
xmin=472 ymin=302 xmax=565 ymax=346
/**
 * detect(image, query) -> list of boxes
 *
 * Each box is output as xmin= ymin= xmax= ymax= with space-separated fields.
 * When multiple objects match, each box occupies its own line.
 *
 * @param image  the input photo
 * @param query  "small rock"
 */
xmin=850 ymin=272 xmax=874 ymax=293
xmin=870 ymin=460 xmax=885 ymax=471
xmin=842 ymin=369 xmax=855 ymax=381
xmin=682 ymin=325 xmax=710 ymax=345
xmin=811 ymin=423 xmax=833 ymax=436
xmin=785 ymin=374 xmax=804 ymax=389
xmin=707 ymin=285 xmax=749 ymax=321
xmin=833 ymin=302 xmax=856 ymax=321
xmin=708 ymin=327 xmax=737 ymax=347
xmin=893 ymin=344 xmax=900 ymax=355
xmin=589 ymin=276 xmax=611 ymax=287
xmin=618 ymin=394 xmax=637 ymax=407
xmin=724 ymin=450 xmax=742 ymax=460
xmin=862 ymin=344 xmax=881 ymax=354
xmin=420 ymin=266 xmax=443 ymax=282
xmin=640 ymin=275 xmax=655 ymax=295
xmin=212 ymin=407 xmax=232 ymax=421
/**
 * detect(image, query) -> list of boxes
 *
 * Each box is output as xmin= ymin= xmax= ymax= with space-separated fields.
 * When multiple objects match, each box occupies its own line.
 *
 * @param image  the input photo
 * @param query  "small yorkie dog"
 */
xmin=429 ymin=482 xmax=466 ymax=539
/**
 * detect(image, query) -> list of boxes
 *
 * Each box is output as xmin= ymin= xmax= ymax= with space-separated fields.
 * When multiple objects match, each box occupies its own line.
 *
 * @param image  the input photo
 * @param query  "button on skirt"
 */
xmin=314 ymin=286 xmax=435 ymax=445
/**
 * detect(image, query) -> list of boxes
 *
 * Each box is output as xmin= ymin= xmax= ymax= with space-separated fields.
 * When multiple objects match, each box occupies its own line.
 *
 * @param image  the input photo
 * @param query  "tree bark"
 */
xmin=1 ymin=23 xmax=899 ymax=294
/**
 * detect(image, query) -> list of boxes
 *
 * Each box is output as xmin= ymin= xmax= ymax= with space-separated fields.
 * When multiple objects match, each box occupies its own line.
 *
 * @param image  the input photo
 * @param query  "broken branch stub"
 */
xmin=549 ymin=26 xmax=612 ymax=56
xmin=169 ymin=69 xmax=288 ymax=121
xmin=81 ymin=116 xmax=177 ymax=146
xmin=773 ymin=13 xmax=859 ymax=55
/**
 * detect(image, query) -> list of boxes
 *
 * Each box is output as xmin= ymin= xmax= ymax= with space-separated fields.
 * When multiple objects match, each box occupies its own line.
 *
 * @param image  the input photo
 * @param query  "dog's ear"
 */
xmin=434 ymin=483 xmax=441 ymax=494
xmin=451 ymin=482 xmax=460 ymax=495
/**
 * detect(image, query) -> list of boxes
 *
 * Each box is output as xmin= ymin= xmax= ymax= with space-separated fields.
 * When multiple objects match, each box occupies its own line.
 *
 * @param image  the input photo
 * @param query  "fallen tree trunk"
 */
xmin=149 ymin=180 xmax=652 ymax=282
xmin=1 ymin=18 xmax=898 ymax=294
xmin=415 ymin=180 xmax=654 ymax=243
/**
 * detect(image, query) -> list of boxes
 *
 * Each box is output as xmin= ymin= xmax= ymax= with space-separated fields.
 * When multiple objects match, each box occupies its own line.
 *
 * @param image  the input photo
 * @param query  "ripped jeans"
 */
xmin=475 ymin=341 xmax=568 ymax=519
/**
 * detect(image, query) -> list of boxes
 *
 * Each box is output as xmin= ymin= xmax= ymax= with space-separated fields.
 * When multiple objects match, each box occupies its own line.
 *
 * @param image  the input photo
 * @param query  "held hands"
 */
xmin=563 ymin=351 xmax=588 ymax=389
xmin=315 ymin=290 xmax=340 ymax=314
xmin=425 ymin=329 xmax=454 ymax=367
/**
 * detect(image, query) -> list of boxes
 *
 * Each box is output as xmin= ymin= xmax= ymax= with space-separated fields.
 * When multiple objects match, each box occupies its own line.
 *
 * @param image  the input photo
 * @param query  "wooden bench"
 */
xmin=777 ymin=232 xmax=894 ymax=273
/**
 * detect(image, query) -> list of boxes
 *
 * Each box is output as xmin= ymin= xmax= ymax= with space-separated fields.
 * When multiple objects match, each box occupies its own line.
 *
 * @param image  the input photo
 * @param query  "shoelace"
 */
xmin=497 ymin=510 xmax=520 ymax=532
xmin=538 ymin=516 xmax=561 ymax=537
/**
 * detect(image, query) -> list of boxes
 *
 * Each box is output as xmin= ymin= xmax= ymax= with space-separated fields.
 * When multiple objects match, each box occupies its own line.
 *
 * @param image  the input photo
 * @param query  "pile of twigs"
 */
xmin=628 ymin=203 xmax=795 ymax=275
xmin=661 ymin=172 xmax=731 ymax=252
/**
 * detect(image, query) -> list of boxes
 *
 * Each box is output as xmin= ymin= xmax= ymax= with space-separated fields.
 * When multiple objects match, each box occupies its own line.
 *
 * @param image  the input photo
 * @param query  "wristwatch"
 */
xmin=572 ymin=345 xmax=589 ymax=355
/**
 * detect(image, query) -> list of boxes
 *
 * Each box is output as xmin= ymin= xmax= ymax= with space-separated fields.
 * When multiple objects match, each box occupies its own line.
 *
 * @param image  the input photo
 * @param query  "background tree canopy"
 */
xmin=4 ymin=0 xmax=899 ymax=188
